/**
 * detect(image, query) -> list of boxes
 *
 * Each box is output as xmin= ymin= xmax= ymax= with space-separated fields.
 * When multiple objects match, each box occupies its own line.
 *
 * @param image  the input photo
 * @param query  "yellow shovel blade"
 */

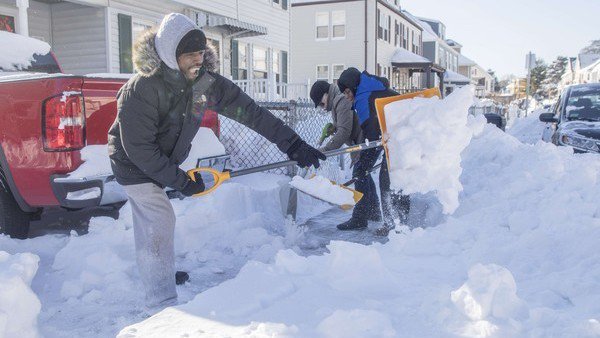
xmin=375 ymin=88 xmax=441 ymax=170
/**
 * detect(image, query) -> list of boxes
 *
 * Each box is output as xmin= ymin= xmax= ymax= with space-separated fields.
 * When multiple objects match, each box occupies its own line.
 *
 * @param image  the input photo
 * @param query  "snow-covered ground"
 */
xmin=2 ymin=93 xmax=600 ymax=337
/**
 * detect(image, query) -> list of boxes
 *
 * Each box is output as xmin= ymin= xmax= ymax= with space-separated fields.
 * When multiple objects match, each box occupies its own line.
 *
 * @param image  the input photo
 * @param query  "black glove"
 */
xmin=180 ymin=171 xmax=205 ymax=197
xmin=286 ymin=139 xmax=326 ymax=169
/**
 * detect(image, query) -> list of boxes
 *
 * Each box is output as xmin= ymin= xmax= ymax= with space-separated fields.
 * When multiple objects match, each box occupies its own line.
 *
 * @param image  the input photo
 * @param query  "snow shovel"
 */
xmin=166 ymin=140 xmax=383 ymax=200
xmin=374 ymin=88 xmax=441 ymax=170
xmin=295 ymin=161 xmax=383 ymax=210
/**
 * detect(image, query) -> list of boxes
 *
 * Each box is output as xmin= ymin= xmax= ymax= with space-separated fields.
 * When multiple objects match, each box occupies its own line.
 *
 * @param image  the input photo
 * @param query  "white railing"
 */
xmin=233 ymin=79 xmax=309 ymax=101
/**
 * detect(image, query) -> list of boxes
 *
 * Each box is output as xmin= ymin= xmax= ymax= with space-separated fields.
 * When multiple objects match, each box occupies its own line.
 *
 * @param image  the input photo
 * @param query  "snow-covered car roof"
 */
xmin=0 ymin=31 xmax=52 ymax=71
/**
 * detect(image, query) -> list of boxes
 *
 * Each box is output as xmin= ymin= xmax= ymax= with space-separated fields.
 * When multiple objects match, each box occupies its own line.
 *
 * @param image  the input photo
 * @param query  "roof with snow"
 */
xmin=391 ymin=48 xmax=433 ymax=65
xmin=458 ymin=54 xmax=477 ymax=67
xmin=444 ymin=70 xmax=473 ymax=84
xmin=578 ymin=53 xmax=600 ymax=68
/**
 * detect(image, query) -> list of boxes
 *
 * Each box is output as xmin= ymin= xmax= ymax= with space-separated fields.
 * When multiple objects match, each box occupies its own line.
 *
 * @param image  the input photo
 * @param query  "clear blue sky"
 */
xmin=401 ymin=0 xmax=600 ymax=78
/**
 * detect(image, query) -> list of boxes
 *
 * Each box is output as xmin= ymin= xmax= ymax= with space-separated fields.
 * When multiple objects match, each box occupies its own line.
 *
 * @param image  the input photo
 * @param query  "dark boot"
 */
xmin=374 ymin=223 xmax=394 ymax=236
xmin=337 ymin=218 xmax=368 ymax=230
xmin=175 ymin=271 xmax=189 ymax=285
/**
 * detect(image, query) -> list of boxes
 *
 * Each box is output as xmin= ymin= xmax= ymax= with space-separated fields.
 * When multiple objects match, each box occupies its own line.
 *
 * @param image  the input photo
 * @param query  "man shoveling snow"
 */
xmin=107 ymin=13 xmax=324 ymax=310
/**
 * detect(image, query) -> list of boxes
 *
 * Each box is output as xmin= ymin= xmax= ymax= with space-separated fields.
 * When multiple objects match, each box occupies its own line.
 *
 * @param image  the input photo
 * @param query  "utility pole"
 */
xmin=525 ymin=52 xmax=535 ymax=117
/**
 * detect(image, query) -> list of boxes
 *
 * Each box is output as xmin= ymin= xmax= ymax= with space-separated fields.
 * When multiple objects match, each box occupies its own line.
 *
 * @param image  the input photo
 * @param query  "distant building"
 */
xmin=560 ymin=53 xmax=600 ymax=91
xmin=290 ymin=0 xmax=428 ymax=92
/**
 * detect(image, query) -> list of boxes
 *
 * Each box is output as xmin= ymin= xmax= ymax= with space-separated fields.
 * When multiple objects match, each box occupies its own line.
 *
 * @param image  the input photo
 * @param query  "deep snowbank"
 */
xmin=120 ymin=125 xmax=600 ymax=338
xmin=384 ymin=86 xmax=483 ymax=214
xmin=0 ymin=251 xmax=41 ymax=338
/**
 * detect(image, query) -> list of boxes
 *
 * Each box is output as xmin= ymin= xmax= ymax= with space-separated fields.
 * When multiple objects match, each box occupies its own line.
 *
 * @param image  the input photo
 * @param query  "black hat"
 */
xmin=337 ymin=67 xmax=361 ymax=96
xmin=176 ymin=29 xmax=207 ymax=59
xmin=310 ymin=80 xmax=330 ymax=108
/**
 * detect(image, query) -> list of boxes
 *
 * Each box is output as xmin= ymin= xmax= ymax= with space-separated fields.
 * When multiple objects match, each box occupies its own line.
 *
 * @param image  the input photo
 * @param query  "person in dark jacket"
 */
xmin=337 ymin=67 xmax=410 ymax=236
xmin=107 ymin=13 xmax=324 ymax=309
xmin=310 ymin=80 xmax=362 ymax=162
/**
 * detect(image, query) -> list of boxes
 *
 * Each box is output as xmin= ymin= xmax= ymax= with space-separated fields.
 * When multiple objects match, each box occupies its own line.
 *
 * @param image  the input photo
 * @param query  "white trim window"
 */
xmin=253 ymin=45 xmax=268 ymax=79
xmin=331 ymin=10 xmax=345 ymax=39
xmin=316 ymin=64 xmax=329 ymax=81
xmin=272 ymin=49 xmax=280 ymax=83
xmin=316 ymin=12 xmax=329 ymax=40
xmin=333 ymin=64 xmax=345 ymax=84
xmin=132 ymin=18 xmax=152 ymax=44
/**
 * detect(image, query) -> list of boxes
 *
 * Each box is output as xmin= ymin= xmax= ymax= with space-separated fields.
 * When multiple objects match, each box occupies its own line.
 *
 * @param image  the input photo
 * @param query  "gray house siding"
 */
xmin=51 ymin=2 xmax=107 ymax=74
xmin=28 ymin=1 xmax=52 ymax=44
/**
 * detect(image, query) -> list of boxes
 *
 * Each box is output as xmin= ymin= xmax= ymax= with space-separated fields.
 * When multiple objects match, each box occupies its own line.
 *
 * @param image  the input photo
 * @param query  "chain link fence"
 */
xmin=219 ymin=99 xmax=350 ymax=181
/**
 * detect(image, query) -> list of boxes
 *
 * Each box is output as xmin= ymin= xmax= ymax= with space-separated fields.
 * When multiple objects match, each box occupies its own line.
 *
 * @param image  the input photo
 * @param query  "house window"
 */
xmin=232 ymin=41 xmax=248 ymax=80
xmin=0 ymin=14 xmax=15 ymax=33
xmin=394 ymin=21 xmax=399 ymax=47
xmin=118 ymin=13 xmax=133 ymax=73
xmin=281 ymin=51 xmax=288 ymax=83
xmin=387 ymin=16 xmax=391 ymax=43
xmin=333 ymin=64 xmax=345 ymax=84
xmin=132 ymin=20 xmax=151 ymax=43
xmin=377 ymin=9 xmax=382 ymax=39
xmin=332 ymin=10 xmax=345 ymax=39
xmin=403 ymin=26 xmax=408 ymax=49
xmin=272 ymin=50 xmax=280 ymax=83
xmin=253 ymin=46 xmax=268 ymax=79
xmin=316 ymin=12 xmax=329 ymax=40
xmin=316 ymin=65 xmax=329 ymax=81
xmin=207 ymin=38 xmax=221 ymax=74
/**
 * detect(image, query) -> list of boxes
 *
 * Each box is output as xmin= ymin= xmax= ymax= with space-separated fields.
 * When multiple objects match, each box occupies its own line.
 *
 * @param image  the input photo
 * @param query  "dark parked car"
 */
xmin=539 ymin=83 xmax=600 ymax=153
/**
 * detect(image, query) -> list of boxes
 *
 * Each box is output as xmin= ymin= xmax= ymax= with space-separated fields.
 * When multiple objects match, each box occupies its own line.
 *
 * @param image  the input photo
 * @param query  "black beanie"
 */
xmin=337 ymin=67 xmax=361 ymax=95
xmin=310 ymin=80 xmax=330 ymax=108
xmin=176 ymin=29 xmax=207 ymax=58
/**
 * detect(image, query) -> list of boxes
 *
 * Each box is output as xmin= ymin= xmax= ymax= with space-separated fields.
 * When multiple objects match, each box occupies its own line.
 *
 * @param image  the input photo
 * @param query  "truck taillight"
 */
xmin=42 ymin=93 xmax=85 ymax=151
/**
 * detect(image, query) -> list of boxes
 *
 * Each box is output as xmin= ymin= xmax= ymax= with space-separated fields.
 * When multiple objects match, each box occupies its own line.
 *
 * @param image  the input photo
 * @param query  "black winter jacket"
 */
xmin=107 ymin=28 xmax=298 ymax=190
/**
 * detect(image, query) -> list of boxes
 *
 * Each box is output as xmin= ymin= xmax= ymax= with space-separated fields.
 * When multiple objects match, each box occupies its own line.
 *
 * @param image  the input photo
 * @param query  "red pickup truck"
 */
xmin=0 ymin=31 xmax=219 ymax=238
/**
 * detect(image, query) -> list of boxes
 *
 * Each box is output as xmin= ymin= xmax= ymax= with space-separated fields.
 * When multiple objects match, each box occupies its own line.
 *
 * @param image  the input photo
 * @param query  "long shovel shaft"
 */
xmin=230 ymin=140 xmax=383 ymax=178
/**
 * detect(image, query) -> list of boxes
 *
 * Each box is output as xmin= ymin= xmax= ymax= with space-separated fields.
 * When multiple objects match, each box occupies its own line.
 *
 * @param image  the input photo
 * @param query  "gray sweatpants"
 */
xmin=124 ymin=182 xmax=177 ymax=308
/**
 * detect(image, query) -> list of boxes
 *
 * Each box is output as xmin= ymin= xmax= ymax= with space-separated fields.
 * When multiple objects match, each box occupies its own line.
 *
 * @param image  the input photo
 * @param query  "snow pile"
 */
xmin=0 ymin=31 xmax=51 ymax=71
xmin=0 ymin=251 xmax=41 ymax=338
xmin=383 ymin=85 xmax=484 ymax=214
xmin=507 ymin=108 xmax=547 ymax=144
xmin=289 ymin=175 xmax=355 ymax=206
xmin=180 ymin=127 xmax=226 ymax=171
xmin=11 ymin=171 xmax=327 ymax=337
xmin=120 ymin=123 xmax=600 ymax=337
xmin=67 ymin=145 xmax=112 ymax=179
xmin=450 ymin=264 xmax=528 ymax=337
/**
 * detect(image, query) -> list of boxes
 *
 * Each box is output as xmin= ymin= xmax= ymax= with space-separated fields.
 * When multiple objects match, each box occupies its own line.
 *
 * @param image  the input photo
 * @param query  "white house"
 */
xmin=290 ymin=0 xmax=425 ymax=92
xmin=456 ymin=52 xmax=493 ymax=98
xmin=0 ymin=0 xmax=291 ymax=92
xmin=559 ymin=54 xmax=600 ymax=91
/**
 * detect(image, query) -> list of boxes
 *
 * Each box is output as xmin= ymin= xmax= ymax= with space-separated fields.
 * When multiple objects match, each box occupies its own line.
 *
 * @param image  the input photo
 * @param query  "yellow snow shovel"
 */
xmin=374 ymin=88 xmax=441 ymax=170
xmin=167 ymin=141 xmax=383 ymax=204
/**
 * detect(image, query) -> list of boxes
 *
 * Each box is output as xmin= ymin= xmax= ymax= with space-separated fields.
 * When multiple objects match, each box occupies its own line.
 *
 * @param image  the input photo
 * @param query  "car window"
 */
xmin=0 ymin=52 xmax=61 ymax=74
xmin=566 ymin=88 xmax=600 ymax=122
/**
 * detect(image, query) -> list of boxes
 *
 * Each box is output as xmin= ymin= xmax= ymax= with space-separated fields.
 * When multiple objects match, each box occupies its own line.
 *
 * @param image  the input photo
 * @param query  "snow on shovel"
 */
xmin=166 ymin=141 xmax=382 ymax=200
xmin=288 ymin=162 xmax=382 ymax=209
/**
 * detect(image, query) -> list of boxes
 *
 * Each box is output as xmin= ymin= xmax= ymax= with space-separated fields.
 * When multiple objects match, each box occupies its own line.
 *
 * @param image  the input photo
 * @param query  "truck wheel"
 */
xmin=0 ymin=181 xmax=31 ymax=239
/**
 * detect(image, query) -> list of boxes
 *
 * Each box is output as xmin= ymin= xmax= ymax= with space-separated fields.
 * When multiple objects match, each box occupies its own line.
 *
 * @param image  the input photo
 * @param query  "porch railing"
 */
xmin=233 ymin=79 xmax=309 ymax=101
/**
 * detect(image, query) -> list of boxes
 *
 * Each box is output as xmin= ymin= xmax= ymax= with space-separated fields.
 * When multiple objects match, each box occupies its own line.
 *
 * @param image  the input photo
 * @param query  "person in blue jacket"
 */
xmin=337 ymin=67 xmax=410 ymax=236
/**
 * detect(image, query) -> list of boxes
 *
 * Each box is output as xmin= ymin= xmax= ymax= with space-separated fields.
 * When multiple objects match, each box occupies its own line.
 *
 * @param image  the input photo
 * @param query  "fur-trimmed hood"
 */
xmin=133 ymin=27 xmax=219 ymax=76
